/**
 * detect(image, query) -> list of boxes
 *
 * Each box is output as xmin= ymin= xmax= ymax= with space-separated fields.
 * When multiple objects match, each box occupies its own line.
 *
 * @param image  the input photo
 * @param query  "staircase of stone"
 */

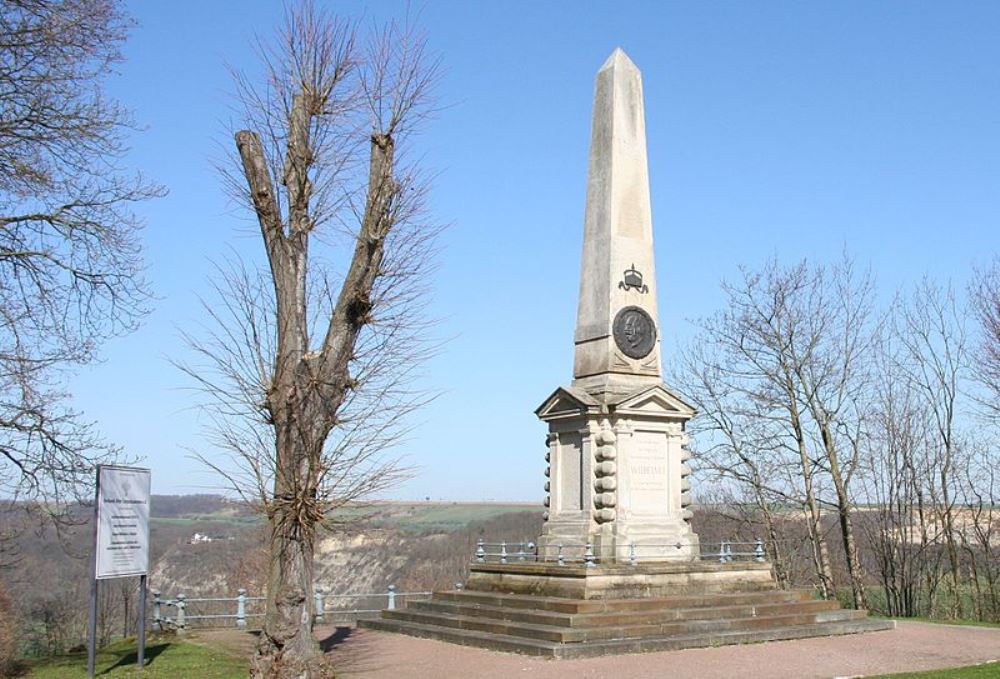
xmin=360 ymin=589 xmax=895 ymax=658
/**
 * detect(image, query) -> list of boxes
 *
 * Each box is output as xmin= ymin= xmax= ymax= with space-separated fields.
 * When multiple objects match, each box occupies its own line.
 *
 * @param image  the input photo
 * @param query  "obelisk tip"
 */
xmin=599 ymin=47 xmax=638 ymax=73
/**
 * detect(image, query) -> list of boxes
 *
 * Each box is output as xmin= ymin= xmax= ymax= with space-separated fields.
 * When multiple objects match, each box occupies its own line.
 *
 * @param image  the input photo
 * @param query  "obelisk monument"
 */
xmin=365 ymin=50 xmax=890 ymax=646
xmin=536 ymin=48 xmax=698 ymax=562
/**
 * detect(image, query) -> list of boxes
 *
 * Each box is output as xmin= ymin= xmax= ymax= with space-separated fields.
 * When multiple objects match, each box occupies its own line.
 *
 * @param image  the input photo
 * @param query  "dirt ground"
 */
xmin=196 ymin=620 xmax=1000 ymax=679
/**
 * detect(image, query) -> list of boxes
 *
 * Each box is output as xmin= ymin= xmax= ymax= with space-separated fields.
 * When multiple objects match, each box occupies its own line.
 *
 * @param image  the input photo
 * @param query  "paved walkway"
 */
xmin=314 ymin=621 xmax=1000 ymax=679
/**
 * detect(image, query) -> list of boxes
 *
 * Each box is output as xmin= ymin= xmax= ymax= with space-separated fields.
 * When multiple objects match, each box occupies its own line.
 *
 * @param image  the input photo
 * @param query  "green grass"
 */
xmin=22 ymin=637 xmax=246 ymax=678
xmin=868 ymin=661 xmax=1000 ymax=678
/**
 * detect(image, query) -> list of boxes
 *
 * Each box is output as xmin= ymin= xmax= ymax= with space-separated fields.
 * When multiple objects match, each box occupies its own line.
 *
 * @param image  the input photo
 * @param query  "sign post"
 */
xmin=87 ymin=465 xmax=151 ymax=676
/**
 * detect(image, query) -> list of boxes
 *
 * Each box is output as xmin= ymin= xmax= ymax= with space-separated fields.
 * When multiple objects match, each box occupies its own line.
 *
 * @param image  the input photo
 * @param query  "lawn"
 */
xmin=23 ymin=637 xmax=246 ymax=678
xmin=871 ymin=662 xmax=1000 ymax=678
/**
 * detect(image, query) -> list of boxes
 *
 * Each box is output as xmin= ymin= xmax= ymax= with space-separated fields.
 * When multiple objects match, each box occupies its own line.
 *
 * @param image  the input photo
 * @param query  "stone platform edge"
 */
xmin=466 ymin=560 xmax=776 ymax=599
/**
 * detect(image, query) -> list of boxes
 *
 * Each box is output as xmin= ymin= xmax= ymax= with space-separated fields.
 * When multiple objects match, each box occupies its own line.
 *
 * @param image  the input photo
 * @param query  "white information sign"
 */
xmin=95 ymin=466 xmax=151 ymax=579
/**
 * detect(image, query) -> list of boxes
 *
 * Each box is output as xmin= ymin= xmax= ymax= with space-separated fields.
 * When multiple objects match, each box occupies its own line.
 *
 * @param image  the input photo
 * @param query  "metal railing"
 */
xmin=473 ymin=538 xmax=768 ymax=567
xmin=152 ymin=584 xmax=434 ymax=631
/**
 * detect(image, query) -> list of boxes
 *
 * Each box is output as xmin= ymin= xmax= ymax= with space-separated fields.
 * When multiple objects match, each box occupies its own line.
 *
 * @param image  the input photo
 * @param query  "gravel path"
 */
xmin=314 ymin=621 xmax=1000 ymax=679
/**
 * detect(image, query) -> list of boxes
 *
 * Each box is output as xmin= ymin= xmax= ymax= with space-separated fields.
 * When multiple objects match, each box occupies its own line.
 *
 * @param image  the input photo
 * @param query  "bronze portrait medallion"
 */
xmin=612 ymin=306 xmax=656 ymax=359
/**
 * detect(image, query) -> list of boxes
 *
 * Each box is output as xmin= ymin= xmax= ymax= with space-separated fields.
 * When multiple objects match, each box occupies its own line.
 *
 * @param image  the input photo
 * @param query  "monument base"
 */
xmin=361 ymin=560 xmax=894 ymax=657
xmin=464 ymin=561 xmax=774 ymax=599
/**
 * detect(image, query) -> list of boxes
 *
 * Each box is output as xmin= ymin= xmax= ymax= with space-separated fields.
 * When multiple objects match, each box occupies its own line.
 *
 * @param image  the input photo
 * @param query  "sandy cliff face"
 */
xmin=148 ymin=509 xmax=543 ymax=599
xmin=148 ymin=530 xmax=457 ymax=598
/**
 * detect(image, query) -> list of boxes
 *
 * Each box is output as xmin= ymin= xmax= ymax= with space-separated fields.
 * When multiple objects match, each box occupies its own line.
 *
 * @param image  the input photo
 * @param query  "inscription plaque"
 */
xmin=629 ymin=431 xmax=669 ymax=515
xmin=558 ymin=432 xmax=583 ymax=511
xmin=613 ymin=306 xmax=656 ymax=359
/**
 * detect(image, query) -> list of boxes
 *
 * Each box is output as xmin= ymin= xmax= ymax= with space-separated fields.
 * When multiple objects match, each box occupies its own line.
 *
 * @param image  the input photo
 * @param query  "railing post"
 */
xmin=584 ymin=542 xmax=596 ymax=568
xmin=518 ymin=541 xmax=527 ymax=561
xmin=152 ymin=590 xmax=162 ymax=630
xmin=387 ymin=584 xmax=396 ymax=610
xmin=754 ymin=539 xmax=766 ymax=563
xmin=629 ymin=542 xmax=637 ymax=567
xmin=314 ymin=587 xmax=325 ymax=624
xmin=175 ymin=594 xmax=187 ymax=635
xmin=236 ymin=589 xmax=247 ymax=629
xmin=720 ymin=541 xmax=732 ymax=564
xmin=557 ymin=544 xmax=564 ymax=566
xmin=475 ymin=538 xmax=485 ymax=563
xmin=500 ymin=541 xmax=507 ymax=564
xmin=528 ymin=542 xmax=536 ymax=562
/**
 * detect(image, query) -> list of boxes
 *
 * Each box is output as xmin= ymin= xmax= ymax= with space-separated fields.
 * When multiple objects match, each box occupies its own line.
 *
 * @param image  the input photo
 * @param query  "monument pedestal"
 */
xmin=536 ymin=383 xmax=699 ymax=564
xmin=465 ymin=561 xmax=775 ymax=600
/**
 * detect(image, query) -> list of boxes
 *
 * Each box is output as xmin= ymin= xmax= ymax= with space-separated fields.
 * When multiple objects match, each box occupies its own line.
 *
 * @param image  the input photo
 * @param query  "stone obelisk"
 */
xmin=573 ymin=48 xmax=661 ymax=398
xmin=536 ymin=48 xmax=698 ymax=563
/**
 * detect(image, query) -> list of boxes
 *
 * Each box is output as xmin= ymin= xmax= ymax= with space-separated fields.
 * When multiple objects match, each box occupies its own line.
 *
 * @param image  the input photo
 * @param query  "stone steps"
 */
xmin=431 ymin=587 xmax=811 ymax=614
xmin=360 ymin=587 xmax=895 ymax=657
xmin=361 ymin=616 xmax=896 ymax=659
xmin=381 ymin=605 xmax=867 ymax=643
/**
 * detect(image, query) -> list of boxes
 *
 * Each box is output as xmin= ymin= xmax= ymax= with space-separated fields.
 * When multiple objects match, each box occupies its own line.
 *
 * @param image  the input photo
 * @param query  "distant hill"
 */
xmin=146 ymin=495 xmax=542 ymax=532
xmin=149 ymin=494 xmax=254 ymax=520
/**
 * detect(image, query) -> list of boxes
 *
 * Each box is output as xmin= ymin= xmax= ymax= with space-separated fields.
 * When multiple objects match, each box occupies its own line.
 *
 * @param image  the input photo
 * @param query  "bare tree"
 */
xmin=677 ymin=338 xmax=794 ymax=589
xmin=857 ymin=343 xmax=939 ymax=618
xmin=682 ymin=256 xmax=874 ymax=607
xmin=178 ymin=5 xmax=439 ymax=676
xmin=957 ymin=441 xmax=1000 ymax=621
xmin=682 ymin=260 xmax=834 ymax=597
xmin=0 ymin=0 xmax=160 ymax=524
xmin=891 ymin=279 xmax=970 ymax=618
xmin=970 ymin=258 xmax=1000 ymax=423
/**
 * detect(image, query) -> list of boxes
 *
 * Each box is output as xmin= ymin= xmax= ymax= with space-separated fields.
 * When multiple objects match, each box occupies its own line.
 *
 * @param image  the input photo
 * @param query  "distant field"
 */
xmin=334 ymin=501 xmax=542 ymax=533
xmin=149 ymin=500 xmax=542 ymax=533
xmin=151 ymin=515 xmax=260 ymax=526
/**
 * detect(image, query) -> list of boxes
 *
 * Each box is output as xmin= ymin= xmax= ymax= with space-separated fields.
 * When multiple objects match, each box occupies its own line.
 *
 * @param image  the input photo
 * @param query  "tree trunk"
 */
xmin=802 ymin=499 xmax=835 ymax=599
xmin=252 ymin=506 xmax=325 ymax=678
xmin=252 ymin=422 xmax=329 ymax=679
xmin=764 ymin=513 xmax=790 ymax=590
xmin=939 ymin=470 xmax=963 ymax=619
xmin=788 ymin=400 xmax=835 ymax=598
xmin=753 ymin=490 xmax=789 ymax=590
xmin=824 ymin=438 xmax=868 ymax=609
xmin=835 ymin=500 xmax=867 ymax=609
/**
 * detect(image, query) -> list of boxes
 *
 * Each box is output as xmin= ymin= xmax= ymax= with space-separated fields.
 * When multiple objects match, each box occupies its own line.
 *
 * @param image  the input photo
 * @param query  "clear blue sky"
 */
xmin=69 ymin=1 xmax=1000 ymax=500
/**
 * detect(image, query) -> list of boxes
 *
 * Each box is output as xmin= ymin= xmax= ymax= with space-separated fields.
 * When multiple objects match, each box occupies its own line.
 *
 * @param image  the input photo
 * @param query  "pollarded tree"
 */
xmin=179 ymin=5 xmax=440 ymax=677
xmin=0 ymin=0 xmax=160 ymax=521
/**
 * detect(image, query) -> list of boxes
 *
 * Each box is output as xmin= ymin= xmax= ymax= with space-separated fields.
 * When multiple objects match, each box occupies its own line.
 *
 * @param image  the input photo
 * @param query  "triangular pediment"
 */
xmin=613 ymin=384 xmax=697 ymax=418
xmin=535 ymin=386 xmax=599 ymax=419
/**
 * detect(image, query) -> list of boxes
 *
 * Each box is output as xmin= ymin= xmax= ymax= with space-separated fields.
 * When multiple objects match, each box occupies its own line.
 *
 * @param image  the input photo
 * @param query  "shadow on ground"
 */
xmin=100 ymin=642 xmax=169 ymax=674
xmin=320 ymin=626 xmax=394 ymax=675
xmin=318 ymin=626 xmax=353 ymax=651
